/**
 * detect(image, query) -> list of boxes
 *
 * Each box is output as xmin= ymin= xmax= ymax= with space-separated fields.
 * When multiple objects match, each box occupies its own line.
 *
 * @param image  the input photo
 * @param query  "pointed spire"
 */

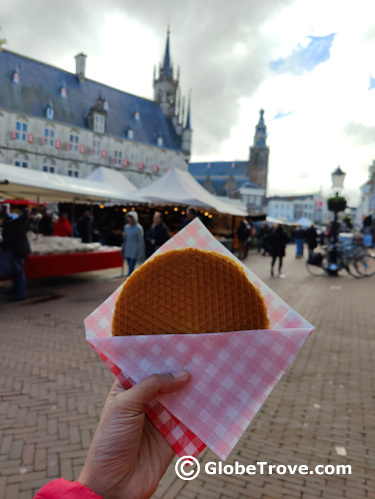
xmin=162 ymin=26 xmax=172 ymax=77
xmin=253 ymin=108 xmax=266 ymax=147
xmin=185 ymin=92 xmax=191 ymax=130
xmin=258 ymin=109 xmax=265 ymax=126
xmin=181 ymin=96 xmax=185 ymax=126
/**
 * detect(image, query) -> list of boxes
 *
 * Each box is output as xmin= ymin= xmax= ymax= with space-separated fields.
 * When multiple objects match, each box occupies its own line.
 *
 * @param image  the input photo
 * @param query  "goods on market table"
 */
xmin=28 ymin=234 xmax=115 ymax=255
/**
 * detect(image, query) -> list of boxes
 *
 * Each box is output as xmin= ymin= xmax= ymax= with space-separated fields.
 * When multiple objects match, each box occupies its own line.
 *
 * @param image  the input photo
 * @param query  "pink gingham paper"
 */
xmin=85 ymin=218 xmax=314 ymax=460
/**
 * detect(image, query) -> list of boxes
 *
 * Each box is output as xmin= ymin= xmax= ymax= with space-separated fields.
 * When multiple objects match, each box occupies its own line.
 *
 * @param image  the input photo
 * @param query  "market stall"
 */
xmin=0 ymin=163 xmax=145 ymax=278
xmin=135 ymin=167 xmax=248 ymax=251
xmin=135 ymin=167 xmax=247 ymax=216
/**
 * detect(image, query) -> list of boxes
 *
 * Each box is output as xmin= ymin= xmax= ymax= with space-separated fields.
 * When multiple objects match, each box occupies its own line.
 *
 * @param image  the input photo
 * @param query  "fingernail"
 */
xmin=173 ymin=369 xmax=189 ymax=381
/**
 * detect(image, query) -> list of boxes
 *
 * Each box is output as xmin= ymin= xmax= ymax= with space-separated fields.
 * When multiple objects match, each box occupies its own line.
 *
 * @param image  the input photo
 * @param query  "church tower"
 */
xmin=247 ymin=109 xmax=269 ymax=195
xmin=153 ymin=28 xmax=178 ymax=119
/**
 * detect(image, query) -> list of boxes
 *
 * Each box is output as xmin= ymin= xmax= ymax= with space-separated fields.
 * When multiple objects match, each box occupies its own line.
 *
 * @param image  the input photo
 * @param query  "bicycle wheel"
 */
xmin=354 ymin=251 xmax=375 ymax=277
xmin=346 ymin=258 xmax=364 ymax=278
xmin=306 ymin=254 xmax=327 ymax=276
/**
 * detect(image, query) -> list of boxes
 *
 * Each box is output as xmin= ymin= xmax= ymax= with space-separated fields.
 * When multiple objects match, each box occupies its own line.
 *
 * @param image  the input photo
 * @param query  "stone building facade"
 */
xmin=0 ymin=31 xmax=192 ymax=188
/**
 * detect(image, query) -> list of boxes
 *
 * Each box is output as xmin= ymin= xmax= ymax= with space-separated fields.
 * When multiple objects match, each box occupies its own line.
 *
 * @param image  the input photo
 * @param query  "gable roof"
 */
xmin=0 ymin=49 xmax=182 ymax=151
xmin=189 ymin=161 xmax=248 ymax=178
xmin=85 ymin=167 xmax=137 ymax=193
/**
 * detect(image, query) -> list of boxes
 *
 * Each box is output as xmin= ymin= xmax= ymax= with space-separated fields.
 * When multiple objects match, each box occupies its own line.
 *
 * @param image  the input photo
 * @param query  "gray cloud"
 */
xmin=342 ymin=122 xmax=375 ymax=146
xmin=2 ymin=0 xmax=295 ymax=158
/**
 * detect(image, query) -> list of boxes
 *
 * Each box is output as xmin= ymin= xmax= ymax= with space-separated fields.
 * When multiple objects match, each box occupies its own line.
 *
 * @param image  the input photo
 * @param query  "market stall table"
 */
xmin=25 ymin=248 xmax=123 ymax=279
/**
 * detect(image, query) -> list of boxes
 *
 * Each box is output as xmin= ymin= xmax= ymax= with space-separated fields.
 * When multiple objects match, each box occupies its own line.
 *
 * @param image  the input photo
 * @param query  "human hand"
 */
xmin=78 ymin=370 xmax=190 ymax=499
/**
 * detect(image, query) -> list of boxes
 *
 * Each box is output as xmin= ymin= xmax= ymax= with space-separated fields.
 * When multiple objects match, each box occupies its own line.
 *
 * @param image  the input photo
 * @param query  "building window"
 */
xmin=15 ymin=160 xmax=28 ymax=168
xmin=68 ymin=164 xmax=80 ymax=178
xmin=43 ymin=165 xmax=55 ymax=173
xmin=114 ymin=150 xmax=122 ymax=166
xmin=93 ymin=139 xmax=101 ymax=156
xmin=70 ymin=133 xmax=79 ymax=153
xmin=127 ymin=128 xmax=134 ymax=140
xmin=44 ymin=127 xmax=55 ymax=147
xmin=16 ymin=120 xmax=28 ymax=141
xmin=46 ymin=106 xmax=54 ymax=120
xmin=93 ymin=113 xmax=105 ymax=133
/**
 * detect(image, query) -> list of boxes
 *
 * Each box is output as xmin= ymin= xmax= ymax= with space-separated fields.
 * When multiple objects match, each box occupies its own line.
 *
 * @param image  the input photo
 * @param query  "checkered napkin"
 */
xmin=85 ymin=219 xmax=314 ymax=460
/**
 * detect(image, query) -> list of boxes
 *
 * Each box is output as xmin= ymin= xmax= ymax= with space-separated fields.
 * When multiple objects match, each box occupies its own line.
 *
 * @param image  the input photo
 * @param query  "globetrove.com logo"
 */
xmin=175 ymin=457 xmax=352 ymax=481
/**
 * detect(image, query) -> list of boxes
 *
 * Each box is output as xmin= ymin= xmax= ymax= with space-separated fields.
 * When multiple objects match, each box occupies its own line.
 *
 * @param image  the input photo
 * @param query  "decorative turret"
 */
xmin=182 ymin=95 xmax=192 ymax=161
xmin=153 ymin=28 xmax=178 ymax=119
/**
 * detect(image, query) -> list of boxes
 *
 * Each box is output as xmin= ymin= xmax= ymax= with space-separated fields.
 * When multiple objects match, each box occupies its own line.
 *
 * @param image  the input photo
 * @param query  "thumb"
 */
xmin=116 ymin=370 xmax=190 ymax=415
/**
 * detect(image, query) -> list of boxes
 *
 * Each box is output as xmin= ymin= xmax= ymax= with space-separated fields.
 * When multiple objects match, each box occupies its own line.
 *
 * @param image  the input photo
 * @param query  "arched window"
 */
xmin=14 ymin=153 xmax=29 ymax=169
xmin=42 ymin=158 xmax=56 ymax=174
xmin=68 ymin=163 xmax=80 ymax=178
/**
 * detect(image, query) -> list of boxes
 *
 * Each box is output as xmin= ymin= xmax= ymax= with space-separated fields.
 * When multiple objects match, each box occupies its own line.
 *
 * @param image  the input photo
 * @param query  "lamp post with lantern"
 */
xmin=326 ymin=166 xmax=347 ymax=274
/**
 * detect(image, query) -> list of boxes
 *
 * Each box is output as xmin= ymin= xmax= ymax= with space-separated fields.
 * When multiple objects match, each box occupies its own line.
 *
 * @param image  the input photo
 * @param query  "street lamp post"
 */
xmin=327 ymin=166 xmax=346 ymax=275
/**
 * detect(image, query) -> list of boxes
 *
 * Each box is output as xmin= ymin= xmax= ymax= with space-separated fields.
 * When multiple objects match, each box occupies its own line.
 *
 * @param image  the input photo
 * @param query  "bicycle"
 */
xmin=306 ymin=241 xmax=375 ymax=278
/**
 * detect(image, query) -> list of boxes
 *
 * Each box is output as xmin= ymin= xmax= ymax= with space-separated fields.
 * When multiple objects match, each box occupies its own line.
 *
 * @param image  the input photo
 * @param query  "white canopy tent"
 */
xmin=296 ymin=217 xmax=313 ymax=227
xmin=86 ymin=166 xmax=137 ymax=193
xmin=135 ymin=167 xmax=248 ymax=216
xmin=0 ymin=163 xmax=145 ymax=204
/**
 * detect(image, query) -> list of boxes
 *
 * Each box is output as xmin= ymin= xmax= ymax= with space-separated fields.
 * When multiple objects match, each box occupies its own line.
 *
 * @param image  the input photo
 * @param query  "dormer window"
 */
xmin=157 ymin=135 xmax=163 ymax=147
xmin=134 ymin=111 xmax=140 ymax=121
xmin=60 ymin=83 xmax=67 ymax=98
xmin=93 ymin=113 xmax=105 ymax=133
xmin=12 ymin=68 xmax=20 ymax=83
xmin=127 ymin=128 xmax=134 ymax=140
xmin=103 ymin=98 xmax=109 ymax=111
xmin=45 ymin=101 xmax=54 ymax=120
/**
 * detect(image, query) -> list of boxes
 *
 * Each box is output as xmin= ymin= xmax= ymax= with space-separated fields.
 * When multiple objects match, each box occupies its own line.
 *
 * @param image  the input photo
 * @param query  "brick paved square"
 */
xmin=0 ymin=251 xmax=374 ymax=498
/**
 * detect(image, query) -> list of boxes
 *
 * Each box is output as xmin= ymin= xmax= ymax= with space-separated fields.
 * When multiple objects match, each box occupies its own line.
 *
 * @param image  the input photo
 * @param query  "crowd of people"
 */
xmin=0 ymin=204 xmax=201 ymax=295
xmin=3 ymin=199 xmax=359 ymax=293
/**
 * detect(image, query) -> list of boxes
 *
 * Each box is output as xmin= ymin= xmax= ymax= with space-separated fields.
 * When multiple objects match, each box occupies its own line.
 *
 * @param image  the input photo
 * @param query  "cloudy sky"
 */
xmin=3 ymin=0 xmax=375 ymax=204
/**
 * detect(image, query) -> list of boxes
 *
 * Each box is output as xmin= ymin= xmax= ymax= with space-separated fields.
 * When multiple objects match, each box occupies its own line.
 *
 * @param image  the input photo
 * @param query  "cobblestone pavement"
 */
xmin=0 ymin=248 xmax=374 ymax=499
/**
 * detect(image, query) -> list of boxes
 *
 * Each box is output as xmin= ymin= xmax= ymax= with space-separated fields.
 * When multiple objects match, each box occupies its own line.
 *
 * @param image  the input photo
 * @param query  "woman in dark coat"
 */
xmin=1 ymin=209 xmax=31 ymax=300
xmin=269 ymin=224 xmax=289 ymax=277
xmin=146 ymin=212 xmax=170 ymax=257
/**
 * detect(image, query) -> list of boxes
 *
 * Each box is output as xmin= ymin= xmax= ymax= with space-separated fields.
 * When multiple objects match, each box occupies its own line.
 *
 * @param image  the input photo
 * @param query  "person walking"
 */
xmin=305 ymin=224 xmax=318 ymax=258
xmin=122 ymin=211 xmax=144 ymax=276
xmin=236 ymin=219 xmax=250 ymax=260
xmin=1 ymin=208 xmax=31 ymax=301
xmin=292 ymin=225 xmax=305 ymax=258
xmin=269 ymin=224 xmax=289 ymax=277
xmin=146 ymin=212 xmax=170 ymax=257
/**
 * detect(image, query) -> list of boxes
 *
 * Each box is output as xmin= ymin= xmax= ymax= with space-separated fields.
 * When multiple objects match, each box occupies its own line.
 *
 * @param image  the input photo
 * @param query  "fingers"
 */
xmin=115 ymin=370 xmax=190 ymax=415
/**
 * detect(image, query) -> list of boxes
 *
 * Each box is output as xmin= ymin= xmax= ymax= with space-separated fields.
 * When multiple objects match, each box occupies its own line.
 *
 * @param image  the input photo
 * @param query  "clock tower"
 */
xmin=153 ymin=28 xmax=178 ymax=119
xmin=247 ymin=109 xmax=269 ymax=195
